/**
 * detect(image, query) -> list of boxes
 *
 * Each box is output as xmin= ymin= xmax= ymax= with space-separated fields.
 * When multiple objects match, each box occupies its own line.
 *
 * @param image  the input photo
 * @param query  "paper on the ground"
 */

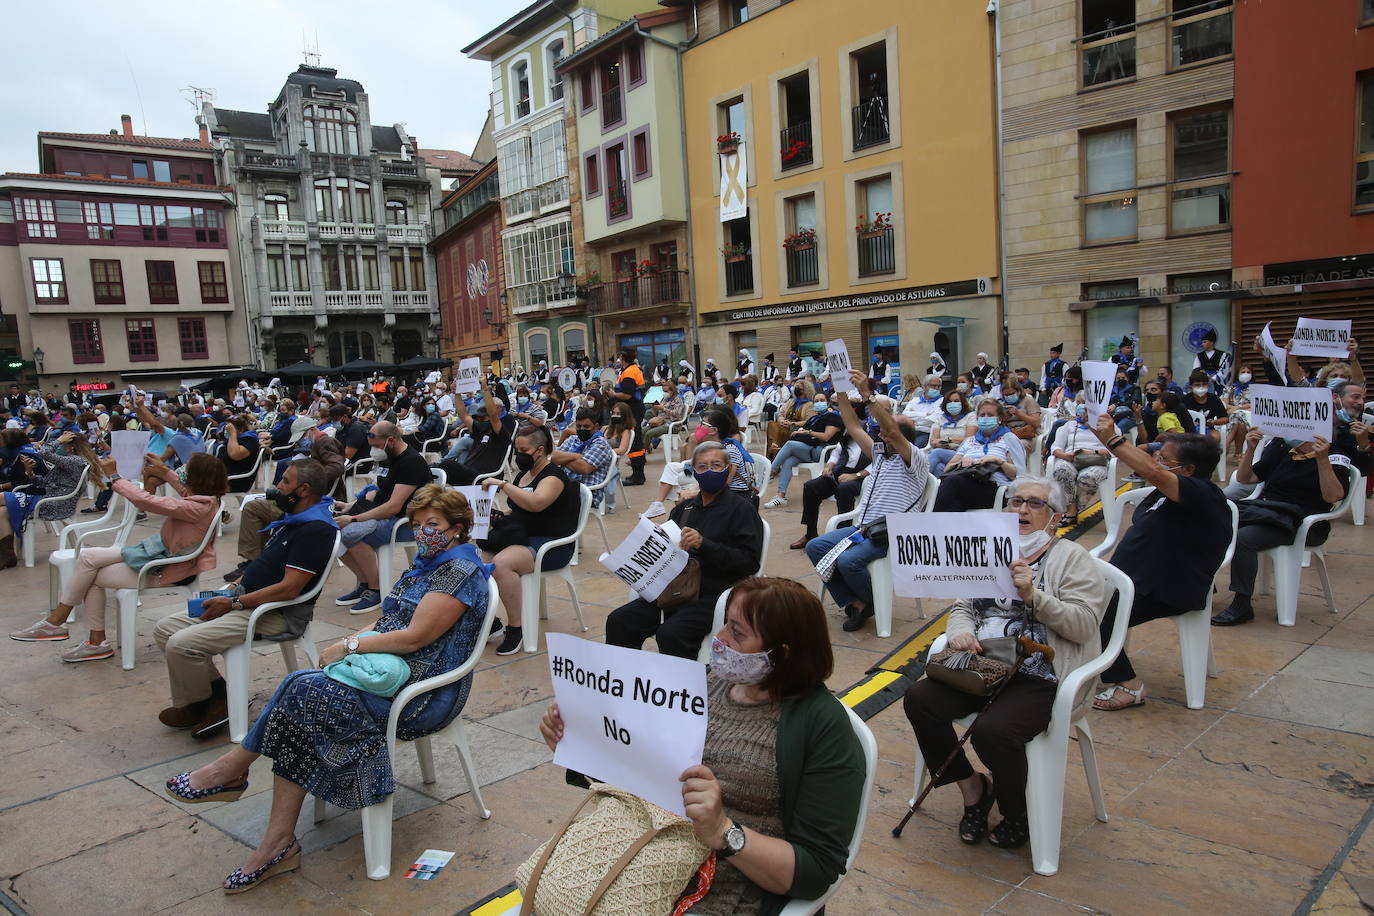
xmin=888 ymin=512 xmax=1020 ymax=600
xmin=825 ymin=339 xmax=856 ymax=394
xmin=454 ymin=357 xmax=482 ymax=394
xmin=1260 ymin=322 xmax=1288 ymax=384
xmin=405 ymin=848 xmax=455 ymax=880
xmin=599 ymin=517 xmax=689 ymax=603
xmin=1247 ymin=384 xmax=1334 ymax=444
xmin=454 ymin=485 xmax=494 ymax=540
xmin=546 ymin=633 xmax=707 ymax=816
xmin=1290 ymin=318 xmax=1352 ymax=359
xmin=1080 ymin=360 xmax=1116 ymax=424
xmin=110 ymin=430 xmax=152 ymax=481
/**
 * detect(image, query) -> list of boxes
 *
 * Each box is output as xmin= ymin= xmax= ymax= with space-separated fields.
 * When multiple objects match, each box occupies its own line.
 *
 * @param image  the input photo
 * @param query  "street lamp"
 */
xmin=32 ymin=347 xmax=44 ymax=374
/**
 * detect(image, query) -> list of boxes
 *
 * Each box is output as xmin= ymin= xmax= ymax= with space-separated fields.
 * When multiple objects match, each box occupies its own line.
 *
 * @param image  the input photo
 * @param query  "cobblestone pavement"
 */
xmin=2 ymin=456 xmax=1371 ymax=915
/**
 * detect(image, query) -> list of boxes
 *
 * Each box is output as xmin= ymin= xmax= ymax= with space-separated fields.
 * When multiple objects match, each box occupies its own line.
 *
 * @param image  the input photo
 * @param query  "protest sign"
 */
xmin=454 ymin=485 xmax=494 ymax=541
xmin=1247 ymin=384 xmax=1334 ymax=444
xmin=888 ymin=512 xmax=1020 ymax=600
xmin=600 ymin=367 xmax=619 ymax=386
xmin=825 ymin=339 xmax=856 ymax=394
xmin=1260 ymin=322 xmax=1288 ymax=384
xmin=1290 ymin=318 xmax=1352 ymax=359
xmin=547 ymin=633 xmax=708 ymax=815
xmin=454 ymin=357 xmax=482 ymax=394
xmin=110 ymin=430 xmax=152 ymax=481
xmin=558 ymin=367 xmax=577 ymax=391
xmin=1080 ymin=360 xmax=1116 ymax=424
xmin=599 ymin=517 xmax=690 ymax=603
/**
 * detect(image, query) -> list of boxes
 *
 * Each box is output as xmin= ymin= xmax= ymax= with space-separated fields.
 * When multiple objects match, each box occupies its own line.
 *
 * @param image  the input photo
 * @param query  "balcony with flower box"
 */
xmin=584 ymin=269 xmax=690 ymax=315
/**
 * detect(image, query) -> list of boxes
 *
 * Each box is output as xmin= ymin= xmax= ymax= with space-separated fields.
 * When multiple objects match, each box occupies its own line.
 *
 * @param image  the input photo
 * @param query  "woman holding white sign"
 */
xmin=904 ymin=476 xmax=1104 ymax=850
xmin=541 ymin=577 xmax=867 ymax=915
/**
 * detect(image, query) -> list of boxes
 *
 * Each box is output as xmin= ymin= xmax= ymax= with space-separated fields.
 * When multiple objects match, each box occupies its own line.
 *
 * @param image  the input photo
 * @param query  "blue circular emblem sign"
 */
xmin=1182 ymin=321 xmax=1217 ymax=355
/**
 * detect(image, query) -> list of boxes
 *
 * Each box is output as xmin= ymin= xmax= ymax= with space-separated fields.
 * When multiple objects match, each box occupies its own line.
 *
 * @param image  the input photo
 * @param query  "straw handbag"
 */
xmin=517 ymin=783 xmax=712 ymax=916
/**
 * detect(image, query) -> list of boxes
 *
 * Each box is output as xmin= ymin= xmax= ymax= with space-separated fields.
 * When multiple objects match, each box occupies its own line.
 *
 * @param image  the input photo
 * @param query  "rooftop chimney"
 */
xmin=196 ymin=116 xmax=209 ymax=147
xmin=120 ymin=114 xmax=134 ymax=137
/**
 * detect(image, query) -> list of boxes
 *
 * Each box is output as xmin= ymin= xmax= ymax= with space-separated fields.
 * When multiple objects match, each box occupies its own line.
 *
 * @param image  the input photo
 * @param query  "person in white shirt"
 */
xmin=434 ymin=384 xmax=455 ymax=417
xmin=901 ymin=374 xmax=946 ymax=448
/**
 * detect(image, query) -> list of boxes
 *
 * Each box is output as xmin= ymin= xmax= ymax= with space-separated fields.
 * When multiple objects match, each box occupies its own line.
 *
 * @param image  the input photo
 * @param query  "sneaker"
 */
xmin=10 ymin=619 xmax=69 ymax=642
xmin=349 ymin=589 xmax=383 ymax=615
xmin=61 ymin=640 xmax=113 ymax=662
xmin=334 ymin=583 xmax=368 ymax=606
xmin=494 ymin=626 xmax=525 ymax=656
xmin=764 ymin=495 xmax=788 ymax=509
xmin=486 ymin=617 xmax=506 ymax=644
xmin=644 ymin=500 xmax=667 ymax=518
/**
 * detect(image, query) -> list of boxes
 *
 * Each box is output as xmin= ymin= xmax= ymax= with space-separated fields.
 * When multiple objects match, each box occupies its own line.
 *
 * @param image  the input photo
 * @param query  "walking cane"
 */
xmin=892 ymin=634 xmax=1056 ymax=838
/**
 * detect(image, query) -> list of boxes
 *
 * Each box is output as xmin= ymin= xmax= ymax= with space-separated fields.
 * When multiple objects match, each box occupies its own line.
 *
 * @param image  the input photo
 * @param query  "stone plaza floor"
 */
xmin=1 ymin=458 xmax=1372 ymax=915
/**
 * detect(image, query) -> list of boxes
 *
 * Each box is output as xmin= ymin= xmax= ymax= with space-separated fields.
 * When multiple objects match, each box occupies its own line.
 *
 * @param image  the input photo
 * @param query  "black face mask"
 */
xmin=514 ymin=450 xmax=537 ymax=472
xmin=472 ymin=419 xmax=491 ymax=435
xmin=265 ymin=485 xmax=301 ymax=513
xmin=576 ymin=428 xmax=594 ymax=442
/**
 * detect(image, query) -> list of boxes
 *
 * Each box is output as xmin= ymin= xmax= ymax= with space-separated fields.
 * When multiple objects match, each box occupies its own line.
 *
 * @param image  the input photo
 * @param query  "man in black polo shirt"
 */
xmin=333 ymin=420 xmax=434 ymax=614
xmin=153 ymin=460 xmax=338 ymax=737
xmin=1089 ymin=419 xmax=1230 ymax=709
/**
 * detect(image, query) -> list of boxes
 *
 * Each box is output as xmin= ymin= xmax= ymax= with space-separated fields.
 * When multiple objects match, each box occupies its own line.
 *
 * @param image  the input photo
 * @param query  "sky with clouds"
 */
xmin=0 ymin=0 xmax=531 ymax=170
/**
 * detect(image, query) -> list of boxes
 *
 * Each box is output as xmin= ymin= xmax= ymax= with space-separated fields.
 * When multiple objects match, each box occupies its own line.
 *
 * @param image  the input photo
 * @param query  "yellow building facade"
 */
xmin=682 ymin=0 xmax=1001 ymax=384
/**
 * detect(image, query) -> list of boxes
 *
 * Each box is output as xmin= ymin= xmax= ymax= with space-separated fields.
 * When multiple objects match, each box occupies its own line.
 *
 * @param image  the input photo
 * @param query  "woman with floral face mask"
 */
xmin=540 ymin=577 xmax=867 ymax=915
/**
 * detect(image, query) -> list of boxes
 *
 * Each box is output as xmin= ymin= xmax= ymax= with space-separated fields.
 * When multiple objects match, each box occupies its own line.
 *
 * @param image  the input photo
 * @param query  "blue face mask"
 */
xmin=1284 ymin=437 xmax=1308 ymax=449
xmin=1328 ymin=377 xmax=1350 ymax=389
xmin=1003 ymin=394 xmax=1021 ymax=405
xmin=946 ymin=402 xmax=964 ymax=416
xmin=1338 ymin=407 xmax=1361 ymax=424
xmin=694 ymin=468 xmax=729 ymax=494
xmin=976 ymin=416 xmax=999 ymax=433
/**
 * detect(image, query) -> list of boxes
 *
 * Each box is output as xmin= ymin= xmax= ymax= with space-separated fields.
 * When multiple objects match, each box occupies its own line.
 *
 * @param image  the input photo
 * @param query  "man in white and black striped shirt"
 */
xmin=806 ymin=369 xmax=927 ymax=632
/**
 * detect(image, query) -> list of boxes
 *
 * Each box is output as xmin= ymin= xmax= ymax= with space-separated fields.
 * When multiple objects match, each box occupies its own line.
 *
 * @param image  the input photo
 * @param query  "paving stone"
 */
xmin=200 ymin=783 xmax=440 ymax=855
xmin=390 ymin=719 xmax=553 ymax=803
xmin=1239 ymin=676 xmax=1374 ymax=737
xmin=1284 ymin=644 xmax=1374 ymax=689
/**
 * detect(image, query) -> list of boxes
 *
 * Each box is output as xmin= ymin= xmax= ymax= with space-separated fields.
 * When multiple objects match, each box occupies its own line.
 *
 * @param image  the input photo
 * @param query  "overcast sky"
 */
xmin=0 ymin=0 xmax=530 ymax=170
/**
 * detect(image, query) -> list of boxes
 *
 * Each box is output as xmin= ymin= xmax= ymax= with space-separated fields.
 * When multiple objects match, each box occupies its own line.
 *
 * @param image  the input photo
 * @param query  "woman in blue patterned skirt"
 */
xmin=163 ymin=484 xmax=491 ymax=894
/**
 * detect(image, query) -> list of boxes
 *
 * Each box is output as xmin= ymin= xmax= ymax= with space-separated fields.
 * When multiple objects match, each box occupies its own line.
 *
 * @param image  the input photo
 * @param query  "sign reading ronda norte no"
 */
xmin=724 ymin=279 xmax=992 ymax=322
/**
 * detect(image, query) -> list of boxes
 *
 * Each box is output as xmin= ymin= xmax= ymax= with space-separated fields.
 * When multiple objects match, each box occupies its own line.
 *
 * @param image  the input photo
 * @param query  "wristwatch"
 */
xmin=230 ymin=596 xmax=244 ymax=612
xmin=719 ymin=821 xmax=746 ymax=858
xmin=345 ymin=636 xmax=361 ymax=654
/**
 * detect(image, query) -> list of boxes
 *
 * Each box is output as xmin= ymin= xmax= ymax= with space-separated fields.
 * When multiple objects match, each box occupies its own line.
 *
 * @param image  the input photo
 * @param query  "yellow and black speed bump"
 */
xmin=451 ymin=489 xmax=1126 ymax=915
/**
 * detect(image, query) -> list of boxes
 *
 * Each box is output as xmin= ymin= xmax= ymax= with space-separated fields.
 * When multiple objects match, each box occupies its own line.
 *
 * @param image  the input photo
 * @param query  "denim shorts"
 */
xmin=340 ymin=516 xmax=412 ymax=548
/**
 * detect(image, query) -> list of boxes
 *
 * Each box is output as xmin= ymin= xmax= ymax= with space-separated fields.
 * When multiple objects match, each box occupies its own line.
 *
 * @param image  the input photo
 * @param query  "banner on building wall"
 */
xmin=719 ymin=143 xmax=748 ymax=222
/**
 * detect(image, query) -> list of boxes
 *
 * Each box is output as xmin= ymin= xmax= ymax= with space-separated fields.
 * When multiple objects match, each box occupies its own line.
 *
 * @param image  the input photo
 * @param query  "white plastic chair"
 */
xmin=22 ymin=466 xmax=90 ymax=567
xmin=695 ymin=588 xmax=733 ymax=664
xmin=1253 ymin=467 xmax=1362 ymax=627
xmin=221 ymin=448 xmax=268 ymax=523
xmin=473 ymin=442 xmax=515 ymax=487
xmin=344 ymin=456 xmax=378 ymax=501
xmin=48 ymin=494 xmax=139 ymax=610
xmin=112 ymin=498 xmax=222 ymax=670
xmin=584 ymin=462 xmax=626 ymax=555
xmin=314 ymin=576 xmax=500 ymax=880
xmin=909 ymin=559 xmax=1134 ymax=876
xmin=519 ymin=484 xmax=592 ymax=653
xmin=821 ymin=472 xmax=940 ymax=633
xmin=749 ymin=452 xmax=772 ymax=503
xmin=419 ymin=420 xmax=451 ymax=460
xmin=798 ymin=443 xmax=840 ymax=484
xmin=779 ymin=704 xmax=878 ymax=915
xmin=226 ymin=530 xmax=341 ymax=742
xmin=1091 ymin=487 xmax=1238 ymax=708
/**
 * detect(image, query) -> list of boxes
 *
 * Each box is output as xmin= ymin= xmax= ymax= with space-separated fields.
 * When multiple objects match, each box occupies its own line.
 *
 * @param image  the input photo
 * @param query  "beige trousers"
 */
xmin=153 ymin=607 xmax=289 ymax=707
xmin=60 ymin=546 xmax=141 ymax=632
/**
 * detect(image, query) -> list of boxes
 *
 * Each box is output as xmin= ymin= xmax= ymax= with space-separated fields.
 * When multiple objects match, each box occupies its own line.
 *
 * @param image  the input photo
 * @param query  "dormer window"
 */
xmin=304 ymin=104 xmax=359 ymax=155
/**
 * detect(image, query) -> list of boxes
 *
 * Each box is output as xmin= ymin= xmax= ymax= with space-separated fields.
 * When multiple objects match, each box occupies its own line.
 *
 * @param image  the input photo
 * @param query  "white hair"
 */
xmin=1008 ymin=475 xmax=1068 ymax=514
xmin=924 ymin=374 xmax=942 ymax=386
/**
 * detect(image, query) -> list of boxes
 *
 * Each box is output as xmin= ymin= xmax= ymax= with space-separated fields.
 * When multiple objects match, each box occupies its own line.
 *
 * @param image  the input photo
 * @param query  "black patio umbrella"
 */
xmin=276 ymin=361 xmax=335 ymax=378
xmin=394 ymin=356 xmax=453 ymax=372
xmin=336 ymin=358 xmax=395 ymax=376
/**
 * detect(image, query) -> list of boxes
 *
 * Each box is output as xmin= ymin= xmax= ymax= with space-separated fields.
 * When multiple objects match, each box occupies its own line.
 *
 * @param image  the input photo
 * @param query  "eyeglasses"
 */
xmin=1008 ymin=497 xmax=1049 ymax=510
xmin=693 ymin=463 xmax=728 ymax=473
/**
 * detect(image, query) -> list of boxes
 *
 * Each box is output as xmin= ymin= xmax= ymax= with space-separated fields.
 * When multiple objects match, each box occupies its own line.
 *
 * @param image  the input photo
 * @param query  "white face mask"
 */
xmin=1192 ymin=386 xmax=1210 ymax=397
xmin=1019 ymin=518 xmax=1056 ymax=556
xmin=1238 ymin=372 xmax=1252 ymax=383
xmin=369 ymin=446 xmax=388 ymax=464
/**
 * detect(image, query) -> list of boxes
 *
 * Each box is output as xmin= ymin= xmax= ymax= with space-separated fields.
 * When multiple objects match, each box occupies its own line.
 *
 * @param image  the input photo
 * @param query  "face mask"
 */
xmin=584 ymin=397 xmax=596 ymax=407
xmin=1284 ymin=437 xmax=1308 ymax=449
xmin=1192 ymin=386 xmax=1210 ymax=397
xmin=1328 ymin=377 xmax=1349 ymax=389
xmin=957 ymin=383 xmax=969 ymax=393
xmin=514 ymin=450 xmax=537 ymax=472
xmin=1003 ymin=394 xmax=1020 ymax=405
xmin=424 ymin=403 xmax=436 ymax=413
xmin=946 ymin=402 xmax=964 ymax=416
xmin=709 ymin=638 xmax=774 ymax=685
xmin=814 ymin=400 xmax=828 ymax=411
xmin=415 ymin=523 xmax=452 ymax=558
xmin=927 ymin=387 xmax=941 ymax=399
xmin=694 ymin=468 xmax=729 ymax=494
xmin=1019 ymin=528 xmax=1053 ymax=557
xmin=1338 ymin=407 xmax=1361 ymax=424
xmin=576 ymin=428 xmax=594 ymax=441
xmin=265 ymin=485 xmax=300 ymax=513
xmin=369 ymin=446 xmax=388 ymax=464
xmin=1238 ymin=372 xmax=1252 ymax=384
xmin=1074 ymin=403 xmax=1087 ymax=418
xmin=976 ymin=416 xmax=999 ymax=433
xmin=472 ymin=419 xmax=491 ymax=435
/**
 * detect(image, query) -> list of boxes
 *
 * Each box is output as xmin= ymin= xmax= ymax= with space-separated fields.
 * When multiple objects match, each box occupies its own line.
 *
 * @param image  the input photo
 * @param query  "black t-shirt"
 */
xmin=222 ymin=435 xmax=262 ymax=492
xmin=511 ymin=463 xmax=579 ymax=539
xmin=469 ymin=415 xmax=514 ymax=474
xmin=355 ymin=445 xmax=432 ymax=515
xmin=243 ymin=518 xmax=338 ymax=632
xmin=1111 ymin=474 xmax=1230 ymax=610
xmin=1185 ymin=392 xmax=1228 ymax=424
xmin=794 ymin=411 xmax=842 ymax=446
xmin=1252 ymin=439 xmax=1353 ymax=529
xmin=335 ymin=419 xmax=370 ymax=458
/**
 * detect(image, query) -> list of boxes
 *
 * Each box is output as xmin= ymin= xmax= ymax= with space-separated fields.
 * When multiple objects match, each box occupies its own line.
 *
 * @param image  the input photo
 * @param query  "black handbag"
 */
xmin=1236 ymin=498 xmax=1305 ymax=539
xmin=479 ymin=513 xmax=530 ymax=555
xmin=941 ymin=462 xmax=998 ymax=484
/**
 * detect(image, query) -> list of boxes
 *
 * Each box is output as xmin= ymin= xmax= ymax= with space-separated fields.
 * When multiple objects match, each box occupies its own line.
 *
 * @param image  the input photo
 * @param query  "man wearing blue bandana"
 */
xmin=152 ymin=460 xmax=339 ymax=738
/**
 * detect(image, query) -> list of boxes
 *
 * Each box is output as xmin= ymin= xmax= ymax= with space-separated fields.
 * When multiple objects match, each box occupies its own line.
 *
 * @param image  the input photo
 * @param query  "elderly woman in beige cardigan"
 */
xmin=903 ymin=474 xmax=1105 ymax=851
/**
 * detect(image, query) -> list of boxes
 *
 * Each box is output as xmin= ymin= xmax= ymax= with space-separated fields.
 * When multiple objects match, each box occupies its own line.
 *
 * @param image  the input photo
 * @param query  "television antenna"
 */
xmin=302 ymin=30 xmax=322 ymax=67
xmin=180 ymin=85 xmax=216 ymax=110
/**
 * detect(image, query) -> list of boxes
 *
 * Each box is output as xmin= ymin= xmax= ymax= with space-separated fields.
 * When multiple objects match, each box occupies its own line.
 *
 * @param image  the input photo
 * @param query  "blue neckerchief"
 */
xmin=401 ymin=540 xmax=493 ymax=582
xmin=940 ymin=413 xmax=962 ymax=426
xmin=974 ymin=425 xmax=1007 ymax=453
xmin=261 ymin=496 xmax=336 ymax=533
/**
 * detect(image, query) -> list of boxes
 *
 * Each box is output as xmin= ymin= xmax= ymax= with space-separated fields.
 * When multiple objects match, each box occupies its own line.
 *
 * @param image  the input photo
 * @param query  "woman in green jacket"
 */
xmin=539 ymin=576 xmax=867 ymax=916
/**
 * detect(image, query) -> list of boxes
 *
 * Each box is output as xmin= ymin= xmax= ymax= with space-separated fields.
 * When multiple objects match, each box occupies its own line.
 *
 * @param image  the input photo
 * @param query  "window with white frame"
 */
xmin=547 ymin=40 xmax=566 ymax=101
xmin=513 ymin=61 xmax=532 ymax=118
xmin=19 ymin=198 xmax=56 ymax=238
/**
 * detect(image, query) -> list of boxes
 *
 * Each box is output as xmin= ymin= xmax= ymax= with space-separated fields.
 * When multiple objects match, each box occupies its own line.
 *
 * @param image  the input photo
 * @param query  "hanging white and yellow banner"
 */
xmin=719 ymin=142 xmax=748 ymax=222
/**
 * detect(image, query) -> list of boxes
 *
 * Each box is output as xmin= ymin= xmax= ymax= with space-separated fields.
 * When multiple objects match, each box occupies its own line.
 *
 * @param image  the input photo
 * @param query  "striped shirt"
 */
xmin=855 ymin=442 xmax=927 ymax=526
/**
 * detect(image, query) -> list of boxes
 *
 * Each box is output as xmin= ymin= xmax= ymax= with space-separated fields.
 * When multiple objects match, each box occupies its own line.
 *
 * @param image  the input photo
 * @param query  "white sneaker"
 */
xmin=644 ymin=500 xmax=666 ymax=518
xmin=764 ymin=495 xmax=788 ymax=509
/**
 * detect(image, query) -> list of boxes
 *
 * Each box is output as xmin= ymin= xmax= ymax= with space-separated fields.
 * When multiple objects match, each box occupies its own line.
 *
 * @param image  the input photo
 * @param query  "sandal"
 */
xmin=958 ymin=773 xmax=995 ymax=845
xmin=988 ymin=813 xmax=1030 ymax=849
xmin=164 ymin=772 xmax=249 ymax=804
xmin=1093 ymin=683 xmax=1146 ymax=711
xmin=222 ymin=837 xmax=301 ymax=894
